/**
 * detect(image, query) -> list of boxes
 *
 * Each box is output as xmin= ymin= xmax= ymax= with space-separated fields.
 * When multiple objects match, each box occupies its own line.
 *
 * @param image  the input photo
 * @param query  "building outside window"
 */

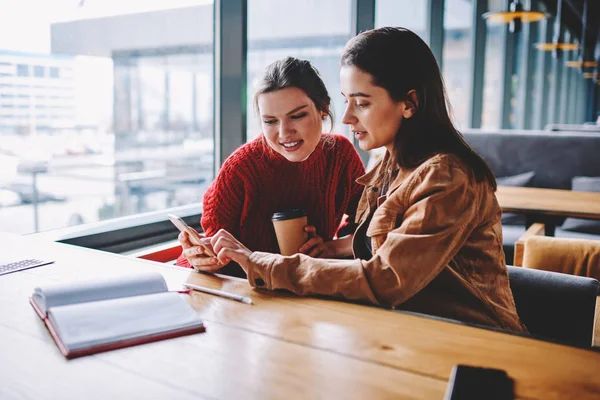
xmin=0 ymin=1 xmax=214 ymax=234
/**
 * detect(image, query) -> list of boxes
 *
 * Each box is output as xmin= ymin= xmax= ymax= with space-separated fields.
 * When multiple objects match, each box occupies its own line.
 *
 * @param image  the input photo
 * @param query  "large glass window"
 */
xmin=0 ymin=1 xmax=214 ymax=234
xmin=442 ymin=0 xmax=474 ymax=130
xmin=34 ymin=65 xmax=45 ymax=78
xmin=375 ymin=0 xmax=428 ymax=42
xmin=481 ymin=0 xmax=506 ymax=130
xmin=529 ymin=8 xmax=548 ymax=129
xmin=372 ymin=0 xmax=429 ymax=165
xmin=49 ymin=66 xmax=60 ymax=78
xmin=246 ymin=0 xmax=353 ymax=142
xmin=16 ymin=64 xmax=29 ymax=77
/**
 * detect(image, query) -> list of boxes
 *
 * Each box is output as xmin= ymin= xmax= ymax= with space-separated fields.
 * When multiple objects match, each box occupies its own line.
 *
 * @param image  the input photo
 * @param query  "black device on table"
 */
xmin=444 ymin=365 xmax=514 ymax=400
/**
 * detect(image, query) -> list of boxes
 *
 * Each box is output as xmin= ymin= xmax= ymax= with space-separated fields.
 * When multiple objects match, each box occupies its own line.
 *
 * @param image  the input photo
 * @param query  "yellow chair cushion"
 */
xmin=522 ymin=236 xmax=600 ymax=281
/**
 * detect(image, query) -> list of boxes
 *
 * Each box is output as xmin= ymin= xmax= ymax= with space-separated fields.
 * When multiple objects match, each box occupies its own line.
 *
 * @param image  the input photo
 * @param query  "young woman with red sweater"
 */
xmin=177 ymin=57 xmax=365 ymax=277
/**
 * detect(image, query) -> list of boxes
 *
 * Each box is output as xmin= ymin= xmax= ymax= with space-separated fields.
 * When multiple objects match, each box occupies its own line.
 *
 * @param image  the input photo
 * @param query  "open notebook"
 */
xmin=30 ymin=272 xmax=205 ymax=358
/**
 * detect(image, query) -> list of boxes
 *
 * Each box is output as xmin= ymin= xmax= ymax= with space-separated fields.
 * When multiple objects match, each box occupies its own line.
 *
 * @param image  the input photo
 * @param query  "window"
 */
xmin=480 ymin=0 xmax=509 ymax=130
xmin=16 ymin=64 xmax=29 ymax=76
xmin=49 ymin=67 xmax=60 ymax=78
xmin=442 ymin=0 xmax=474 ymax=129
xmin=0 ymin=1 xmax=214 ymax=234
xmin=481 ymin=23 xmax=504 ymax=130
xmin=375 ymin=0 xmax=428 ymax=42
xmin=246 ymin=0 xmax=353 ymax=142
xmin=34 ymin=65 xmax=45 ymax=77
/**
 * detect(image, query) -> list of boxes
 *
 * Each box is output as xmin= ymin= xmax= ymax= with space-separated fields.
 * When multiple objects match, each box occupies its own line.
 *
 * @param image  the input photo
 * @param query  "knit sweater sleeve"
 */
xmin=336 ymin=136 xmax=366 ymax=238
xmin=200 ymin=156 xmax=246 ymax=237
xmin=176 ymin=153 xmax=246 ymax=267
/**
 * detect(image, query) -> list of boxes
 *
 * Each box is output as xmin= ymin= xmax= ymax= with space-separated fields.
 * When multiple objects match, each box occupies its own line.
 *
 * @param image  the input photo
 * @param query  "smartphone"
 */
xmin=167 ymin=214 xmax=217 ymax=257
xmin=444 ymin=365 xmax=513 ymax=400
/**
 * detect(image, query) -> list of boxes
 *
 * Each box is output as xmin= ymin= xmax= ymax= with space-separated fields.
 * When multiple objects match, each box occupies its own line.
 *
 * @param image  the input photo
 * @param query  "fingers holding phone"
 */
xmin=168 ymin=213 xmax=222 ymax=271
xmin=179 ymin=231 xmax=222 ymax=272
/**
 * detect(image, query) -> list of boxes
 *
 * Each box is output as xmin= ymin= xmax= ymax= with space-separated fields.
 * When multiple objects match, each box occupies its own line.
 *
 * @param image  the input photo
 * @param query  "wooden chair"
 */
xmin=513 ymin=223 xmax=600 ymax=346
xmin=514 ymin=223 xmax=600 ymax=280
xmin=513 ymin=223 xmax=545 ymax=268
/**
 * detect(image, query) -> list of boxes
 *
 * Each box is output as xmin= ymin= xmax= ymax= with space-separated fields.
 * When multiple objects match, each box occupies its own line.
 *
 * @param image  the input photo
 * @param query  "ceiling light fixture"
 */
xmin=483 ymin=0 xmax=547 ymax=33
xmin=566 ymin=61 xmax=598 ymax=68
xmin=535 ymin=0 xmax=578 ymax=57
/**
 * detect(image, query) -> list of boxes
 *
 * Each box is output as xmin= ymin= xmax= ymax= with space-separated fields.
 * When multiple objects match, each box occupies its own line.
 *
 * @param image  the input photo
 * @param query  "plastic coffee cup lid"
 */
xmin=271 ymin=209 xmax=307 ymax=221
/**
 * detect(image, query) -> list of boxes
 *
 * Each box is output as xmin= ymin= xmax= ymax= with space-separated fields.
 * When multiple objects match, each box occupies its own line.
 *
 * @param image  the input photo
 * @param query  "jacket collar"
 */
xmin=356 ymin=150 xmax=392 ymax=186
xmin=356 ymin=150 xmax=405 ymax=192
xmin=356 ymin=161 xmax=381 ymax=187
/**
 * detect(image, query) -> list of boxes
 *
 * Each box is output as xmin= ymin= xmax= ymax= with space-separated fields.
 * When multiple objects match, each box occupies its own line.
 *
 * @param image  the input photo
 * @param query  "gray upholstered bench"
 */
xmin=463 ymin=129 xmax=600 ymax=264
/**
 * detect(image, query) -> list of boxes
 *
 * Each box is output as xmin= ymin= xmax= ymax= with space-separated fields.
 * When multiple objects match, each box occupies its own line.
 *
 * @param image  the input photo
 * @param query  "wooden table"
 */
xmin=496 ymin=186 xmax=600 ymax=235
xmin=2 ymin=232 xmax=600 ymax=399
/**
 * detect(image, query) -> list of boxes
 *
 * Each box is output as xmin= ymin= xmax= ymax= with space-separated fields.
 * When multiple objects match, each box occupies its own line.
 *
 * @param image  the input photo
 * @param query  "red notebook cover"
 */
xmin=30 ymin=294 xmax=205 ymax=359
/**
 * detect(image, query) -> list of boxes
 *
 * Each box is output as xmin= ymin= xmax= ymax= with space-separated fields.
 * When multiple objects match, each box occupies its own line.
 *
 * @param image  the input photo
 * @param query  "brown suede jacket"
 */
xmin=245 ymin=151 xmax=527 ymax=333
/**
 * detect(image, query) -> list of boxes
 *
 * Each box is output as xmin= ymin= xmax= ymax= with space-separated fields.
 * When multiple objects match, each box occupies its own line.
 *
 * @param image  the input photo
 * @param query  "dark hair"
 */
xmin=340 ymin=27 xmax=496 ymax=190
xmin=253 ymin=57 xmax=334 ymax=132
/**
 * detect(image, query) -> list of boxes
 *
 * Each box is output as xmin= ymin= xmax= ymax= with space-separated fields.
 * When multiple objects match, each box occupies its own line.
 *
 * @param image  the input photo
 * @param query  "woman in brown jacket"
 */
xmin=190 ymin=27 xmax=526 ymax=332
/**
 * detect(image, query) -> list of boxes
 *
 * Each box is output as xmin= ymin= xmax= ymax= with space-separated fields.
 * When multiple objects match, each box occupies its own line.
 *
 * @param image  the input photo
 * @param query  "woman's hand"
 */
xmin=298 ymin=226 xmax=338 ymax=258
xmin=299 ymin=226 xmax=354 ymax=258
xmin=299 ymin=226 xmax=325 ymax=257
xmin=178 ymin=229 xmax=222 ymax=272
xmin=209 ymin=229 xmax=253 ymax=272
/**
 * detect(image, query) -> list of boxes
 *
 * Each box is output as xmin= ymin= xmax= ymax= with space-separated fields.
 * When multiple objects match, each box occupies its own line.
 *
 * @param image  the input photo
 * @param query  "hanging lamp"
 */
xmin=535 ymin=0 xmax=578 ymax=55
xmin=483 ymin=0 xmax=546 ymax=33
xmin=566 ymin=61 xmax=597 ymax=68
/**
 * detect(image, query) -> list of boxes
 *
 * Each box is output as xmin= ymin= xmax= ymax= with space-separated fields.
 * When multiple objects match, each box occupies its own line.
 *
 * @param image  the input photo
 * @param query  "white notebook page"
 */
xmin=48 ymin=291 xmax=203 ymax=352
xmin=32 ymin=272 xmax=168 ymax=315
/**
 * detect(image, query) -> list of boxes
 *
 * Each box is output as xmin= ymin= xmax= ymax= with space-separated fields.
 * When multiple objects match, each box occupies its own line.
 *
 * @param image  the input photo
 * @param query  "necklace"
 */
xmin=381 ymin=166 xmax=400 ymax=197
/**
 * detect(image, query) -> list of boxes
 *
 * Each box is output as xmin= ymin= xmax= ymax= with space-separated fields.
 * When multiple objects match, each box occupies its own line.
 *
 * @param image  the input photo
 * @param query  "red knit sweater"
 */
xmin=176 ymin=134 xmax=365 ymax=271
